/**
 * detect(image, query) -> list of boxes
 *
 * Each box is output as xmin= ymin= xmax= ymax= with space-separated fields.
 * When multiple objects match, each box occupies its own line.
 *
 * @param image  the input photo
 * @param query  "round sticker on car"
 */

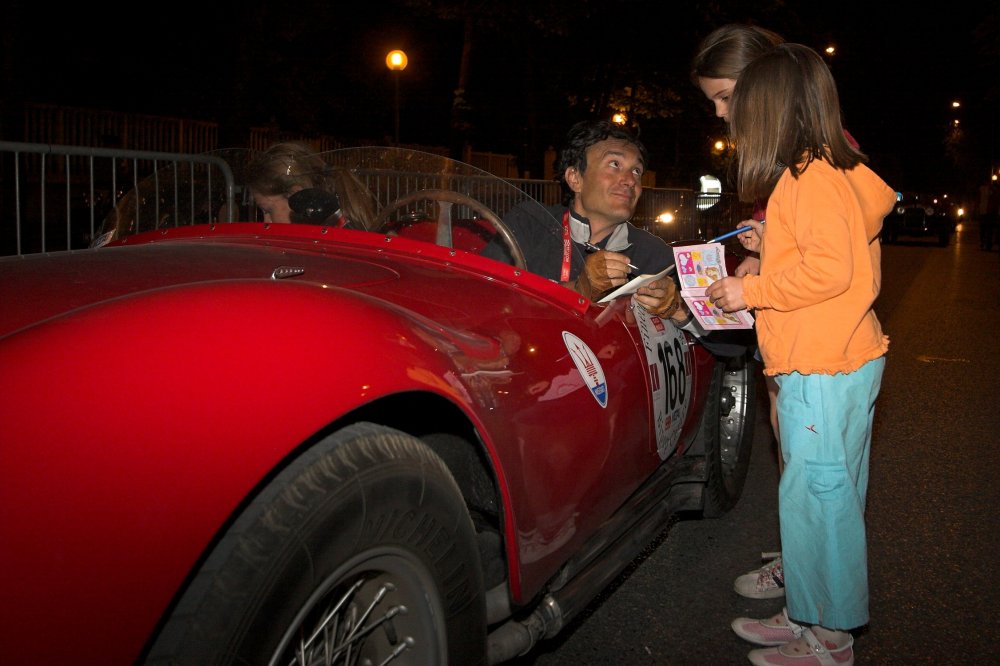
xmin=561 ymin=331 xmax=608 ymax=408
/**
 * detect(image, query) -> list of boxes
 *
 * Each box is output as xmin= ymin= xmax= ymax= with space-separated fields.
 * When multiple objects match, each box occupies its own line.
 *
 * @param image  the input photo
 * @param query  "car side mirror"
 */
xmin=696 ymin=174 xmax=722 ymax=211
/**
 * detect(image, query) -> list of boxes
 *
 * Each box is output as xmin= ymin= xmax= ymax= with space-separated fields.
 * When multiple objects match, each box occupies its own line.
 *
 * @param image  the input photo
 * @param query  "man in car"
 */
xmin=484 ymin=119 xmax=685 ymax=322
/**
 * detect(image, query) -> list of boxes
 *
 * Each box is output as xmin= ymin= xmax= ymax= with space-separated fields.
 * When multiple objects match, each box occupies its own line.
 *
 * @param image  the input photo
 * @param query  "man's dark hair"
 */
xmin=554 ymin=120 xmax=649 ymax=204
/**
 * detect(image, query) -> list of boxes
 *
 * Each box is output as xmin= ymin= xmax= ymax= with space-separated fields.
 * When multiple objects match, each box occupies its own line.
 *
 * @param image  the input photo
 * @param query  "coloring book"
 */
xmin=672 ymin=243 xmax=754 ymax=330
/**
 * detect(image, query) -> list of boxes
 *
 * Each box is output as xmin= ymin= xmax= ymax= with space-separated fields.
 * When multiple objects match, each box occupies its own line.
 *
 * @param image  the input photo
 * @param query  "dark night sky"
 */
xmin=4 ymin=0 xmax=997 ymax=199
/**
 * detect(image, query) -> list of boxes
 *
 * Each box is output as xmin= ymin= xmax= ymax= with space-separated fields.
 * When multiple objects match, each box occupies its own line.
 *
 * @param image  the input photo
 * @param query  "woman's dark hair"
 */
xmin=690 ymin=23 xmax=784 ymax=84
xmin=554 ymin=120 xmax=649 ymax=204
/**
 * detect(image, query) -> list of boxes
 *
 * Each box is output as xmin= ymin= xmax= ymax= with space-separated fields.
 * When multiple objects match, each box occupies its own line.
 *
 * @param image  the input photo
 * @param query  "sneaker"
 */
xmin=747 ymin=628 xmax=854 ymax=666
xmin=732 ymin=607 xmax=804 ymax=646
xmin=735 ymin=554 xmax=785 ymax=599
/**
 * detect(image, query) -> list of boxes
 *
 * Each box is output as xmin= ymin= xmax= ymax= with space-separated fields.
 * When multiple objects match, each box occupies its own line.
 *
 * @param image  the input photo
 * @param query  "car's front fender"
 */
xmin=0 ymin=277 xmax=493 ymax=664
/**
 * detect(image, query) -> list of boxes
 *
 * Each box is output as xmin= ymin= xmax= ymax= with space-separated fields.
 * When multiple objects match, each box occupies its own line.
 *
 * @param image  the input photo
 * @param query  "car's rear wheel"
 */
xmin=701 ymin=351 xmax=757 ymax=517
xmin=143 ymin=422 xmax=486 ymax=666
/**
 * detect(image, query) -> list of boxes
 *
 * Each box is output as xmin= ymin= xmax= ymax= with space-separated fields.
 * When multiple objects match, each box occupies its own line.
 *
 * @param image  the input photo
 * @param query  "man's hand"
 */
xmin=572 ymin=250 xmax=681 ymax=319
xmin=573 ymin=250 xmax=633 ymax=300
xmin=634 ymin=277 xmax=680 ymax=318
xmin=704 ymin=276 xmax=747 ymax=312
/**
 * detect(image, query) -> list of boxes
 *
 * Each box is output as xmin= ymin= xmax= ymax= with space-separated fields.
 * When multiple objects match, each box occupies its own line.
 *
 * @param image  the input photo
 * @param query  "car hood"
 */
xmin=0 ymin=234 xmax=399 ymax=338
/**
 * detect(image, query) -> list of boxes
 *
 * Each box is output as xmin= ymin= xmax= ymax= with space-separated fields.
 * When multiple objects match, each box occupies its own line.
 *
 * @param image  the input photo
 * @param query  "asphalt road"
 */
xmin=509 ymin=221 xmax=1000 ymax=665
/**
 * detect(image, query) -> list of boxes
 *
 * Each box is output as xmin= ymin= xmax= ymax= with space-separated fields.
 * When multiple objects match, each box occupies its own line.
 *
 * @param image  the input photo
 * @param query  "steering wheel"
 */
xmin=377 ymin=189 xmax=526 ymax=270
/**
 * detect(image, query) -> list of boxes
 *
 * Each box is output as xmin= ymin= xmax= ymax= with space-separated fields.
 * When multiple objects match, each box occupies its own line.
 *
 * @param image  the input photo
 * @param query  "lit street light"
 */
xmin=385 ymin=49 xmax=408 ymax=144
xmin=823 ymin=45 xmax=836 ymax=70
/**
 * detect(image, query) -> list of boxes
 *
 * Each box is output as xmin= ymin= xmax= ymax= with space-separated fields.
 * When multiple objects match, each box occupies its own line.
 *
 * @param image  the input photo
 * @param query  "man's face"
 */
xmin=566 ymin=138 xmax=644 ymax=234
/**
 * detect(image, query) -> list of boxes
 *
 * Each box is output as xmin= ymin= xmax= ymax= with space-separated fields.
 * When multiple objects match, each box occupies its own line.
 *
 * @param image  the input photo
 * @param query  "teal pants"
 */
xmin=774 ymin=356 xmax=885 ymax=630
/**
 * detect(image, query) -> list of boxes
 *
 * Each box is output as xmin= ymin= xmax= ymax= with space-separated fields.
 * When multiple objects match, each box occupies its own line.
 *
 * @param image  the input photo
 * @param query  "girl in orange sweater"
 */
xmin=706 ymin=44 xmax=896 ymax=666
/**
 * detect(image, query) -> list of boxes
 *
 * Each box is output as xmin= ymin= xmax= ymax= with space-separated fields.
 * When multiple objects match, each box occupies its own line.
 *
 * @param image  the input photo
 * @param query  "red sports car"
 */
xmin=0 ymin=147 xmax=757 ymax=665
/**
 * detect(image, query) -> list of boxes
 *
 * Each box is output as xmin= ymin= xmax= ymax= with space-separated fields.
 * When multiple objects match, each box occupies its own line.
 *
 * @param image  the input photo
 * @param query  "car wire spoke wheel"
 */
xmin=271 ymin=549 xmax=444 ymax=666
xmin=718 ymin=355 xmax=754 ymax=473
xmin=701 ymin=350 xmax=757 ymax=517
xmin=143 ymin=423 xmax=486 ymax=666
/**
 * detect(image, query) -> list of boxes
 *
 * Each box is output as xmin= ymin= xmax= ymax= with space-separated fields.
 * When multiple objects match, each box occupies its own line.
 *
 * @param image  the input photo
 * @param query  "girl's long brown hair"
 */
xmin=729 ymin=43 xmax=867 ymax=203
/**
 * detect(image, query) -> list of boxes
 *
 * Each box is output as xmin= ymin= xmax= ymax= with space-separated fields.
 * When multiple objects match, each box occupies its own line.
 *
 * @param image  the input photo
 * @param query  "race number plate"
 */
xmin=635 ymin=301 xmax=693 ymax=459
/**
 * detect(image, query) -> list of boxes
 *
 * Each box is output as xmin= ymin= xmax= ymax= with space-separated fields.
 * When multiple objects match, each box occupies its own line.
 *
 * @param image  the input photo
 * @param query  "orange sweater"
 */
xmin=741 ymin=159 xmax=897 ymax=376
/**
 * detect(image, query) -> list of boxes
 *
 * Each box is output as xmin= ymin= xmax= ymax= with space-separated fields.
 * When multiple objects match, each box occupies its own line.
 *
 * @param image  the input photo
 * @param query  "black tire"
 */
xmin=144 ymin=422 xmax=486 ymax=666
xmin=701 ymin=351 xmax=757 ymax=517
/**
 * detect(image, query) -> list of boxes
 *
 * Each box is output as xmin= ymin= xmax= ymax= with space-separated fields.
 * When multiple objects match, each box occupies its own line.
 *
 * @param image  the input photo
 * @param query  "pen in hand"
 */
xmin=710 ymin=220 xmax=764 ymax=244
xmin=583 ymin=242 xmax=639 ymax=274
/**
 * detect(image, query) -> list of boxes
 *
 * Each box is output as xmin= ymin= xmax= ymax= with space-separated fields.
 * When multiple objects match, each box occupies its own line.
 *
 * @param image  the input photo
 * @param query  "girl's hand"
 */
xmin=734 ymin=255 xmax=760 ymax=277
xmin=737 ymin=219 xmax=765 ymax=253
xmin=705 ymin=276 xmax=747 ymax=313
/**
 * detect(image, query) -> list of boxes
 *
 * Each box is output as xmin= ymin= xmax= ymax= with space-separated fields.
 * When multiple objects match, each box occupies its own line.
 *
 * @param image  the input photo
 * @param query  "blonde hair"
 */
xmin=328 ymin=166 xmax=379 ymax=231
xmin=246 ymin=142 xmax=379 ymax=230
xmin=245 ymin=142 xmax=332 ymax=197
xmin=729 ymin=43 xmax=867 ymax=203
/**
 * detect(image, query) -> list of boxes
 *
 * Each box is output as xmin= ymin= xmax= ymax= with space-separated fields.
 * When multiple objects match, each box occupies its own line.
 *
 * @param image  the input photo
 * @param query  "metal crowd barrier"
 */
xmin=0 ymin=141 xmax=742 ymax=257
xmin=0 ymin=141 xmax=235 ymax=256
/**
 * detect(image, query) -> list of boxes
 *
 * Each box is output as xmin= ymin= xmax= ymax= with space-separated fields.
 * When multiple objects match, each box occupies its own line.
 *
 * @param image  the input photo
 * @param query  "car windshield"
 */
xmin=94 ymin=146 xmax=563 ymax=271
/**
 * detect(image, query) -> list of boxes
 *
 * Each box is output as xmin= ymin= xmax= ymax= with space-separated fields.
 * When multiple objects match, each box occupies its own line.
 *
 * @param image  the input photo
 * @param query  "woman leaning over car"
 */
xmin=245 ymin=142 xmax=377 ymax=229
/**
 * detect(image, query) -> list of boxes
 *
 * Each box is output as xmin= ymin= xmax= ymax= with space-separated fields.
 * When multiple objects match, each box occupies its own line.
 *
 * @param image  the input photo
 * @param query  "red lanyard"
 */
xmin=561 ymin=209 xmax=572 ymax=282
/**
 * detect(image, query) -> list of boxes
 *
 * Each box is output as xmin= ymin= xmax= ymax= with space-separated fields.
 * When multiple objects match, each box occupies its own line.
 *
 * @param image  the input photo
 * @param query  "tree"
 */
xmin=402 ymin=0 xmax=586 ymax=161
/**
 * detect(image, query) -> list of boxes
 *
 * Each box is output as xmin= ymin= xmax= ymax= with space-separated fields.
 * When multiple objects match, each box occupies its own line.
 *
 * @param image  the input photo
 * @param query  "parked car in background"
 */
xmin=882 ymin=191 xmax=957 ymax=247
xmin=0 ymin=147 xmax=758 ymax=666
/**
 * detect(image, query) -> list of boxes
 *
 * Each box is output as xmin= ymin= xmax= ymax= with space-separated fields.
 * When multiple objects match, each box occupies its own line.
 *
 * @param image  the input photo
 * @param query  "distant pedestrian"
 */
xmin=978 ymin=180 xmax=998 ymax=251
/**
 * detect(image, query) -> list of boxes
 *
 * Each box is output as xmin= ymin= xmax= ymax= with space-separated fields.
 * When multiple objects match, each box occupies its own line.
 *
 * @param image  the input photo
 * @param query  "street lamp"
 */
xmin=823 ymin=45 xmax=836 ymax=70
xmin=386 ymin=49 xmax=408 ymax=144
